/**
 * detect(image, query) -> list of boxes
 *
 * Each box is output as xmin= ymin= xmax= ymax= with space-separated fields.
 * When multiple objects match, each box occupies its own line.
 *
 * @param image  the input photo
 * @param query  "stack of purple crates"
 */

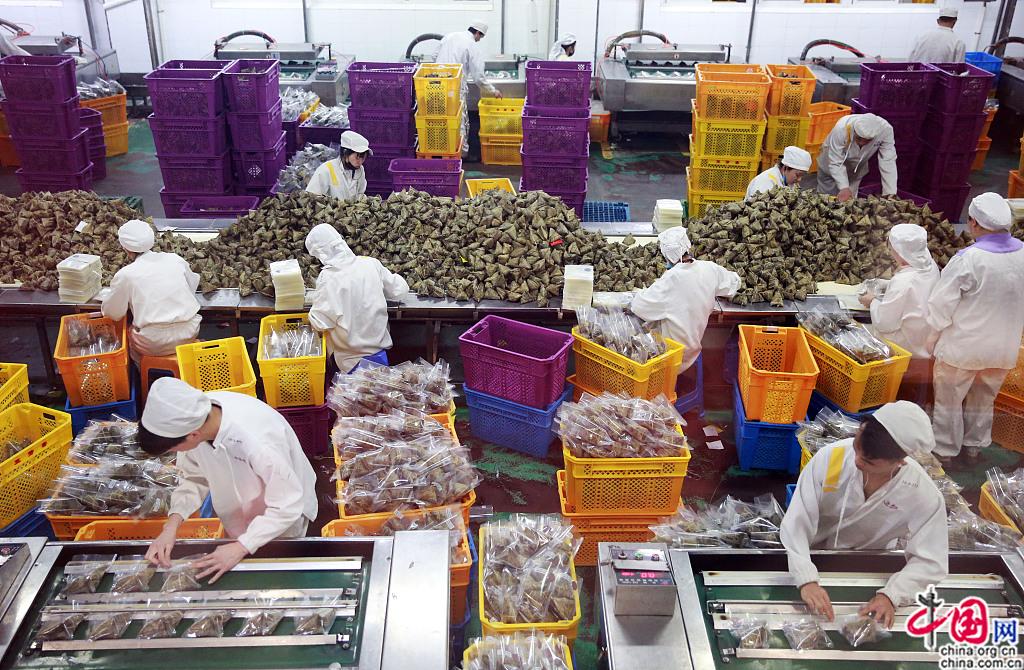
xmin=80 ymin=108 xmax=106 ymax=181
xmin=347 ymin=62 xmax=418 ymax=198
xmin=519 ymin=61 xmax=593 ymax=218
xmin=224 ymin=59 xmax=285 ymax=201
xmin=0 ymin=55 xmax=93 ymax=193
xmin=146 ymin=60 xmax=234 ymax=217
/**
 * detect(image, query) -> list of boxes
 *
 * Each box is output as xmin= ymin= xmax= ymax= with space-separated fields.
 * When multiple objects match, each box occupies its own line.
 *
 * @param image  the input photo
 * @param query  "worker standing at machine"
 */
xmin=305 ymin=223 xmax=410 ymax=373
xmin=100 ymin=219 xmax=201 ymax=363
xmin=745 ymin=146 xmax=812 ymax=199
xmin=305 ymin=131 xmax=372 ymax=200
xmin=139 ymin=377 xmax=318 ymax=583
xmin=927 ymin=193 xmax=1024 ymax=464
xmin=909 ymin=8 xmax=966 ymax=63
xmin=817 ymin=114 xmax=897 ymax=202
xmin=435 ymin=21 xmax=503 ymax=159
xmin=782 ymin=401 xmax=949 ymax=628
xmin=0 ymin=25 xmax=28 ymax=57
xmin=549 ymin=34 xmax=577 ymax=60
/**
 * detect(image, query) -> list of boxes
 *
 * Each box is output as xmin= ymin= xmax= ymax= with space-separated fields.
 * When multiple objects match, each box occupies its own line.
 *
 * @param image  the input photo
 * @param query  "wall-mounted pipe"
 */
xmin=602 ymin=29 xmax=669 ymax=59
xmin=404 ymin=33 xmax=443 ymax=61
xmin=985 ymin=36 xmax=1024 ymax=55
xmin=744 ymin=0 xmax=759 ymax=64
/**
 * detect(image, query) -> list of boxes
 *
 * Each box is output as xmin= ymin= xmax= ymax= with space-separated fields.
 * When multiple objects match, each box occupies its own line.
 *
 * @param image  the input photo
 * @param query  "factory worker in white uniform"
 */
xmin=305 ymin=131 xmax=371 ymax=200
xmin=435 ymin=21 xmax=502 ymax=158
xmin=139 ymin=378 xmax=318 ymax=583
xmin=631 ymin=227 xmax=741 ymax=376
xmin=0 ymin=28 xmax=28 ymax=57
xmin=817 ymin=114 xmax=897 ymax=202
xmin=305 ymin=223 xmax=410 ymax=372
xmin=782 ymin=402 xmax=949 ymax=628
xmin=928 ymin=193 xmax=1024 ymax=463
xmin=909 ymin=8 xmax=966 ymax=64
xmin=549 ymin=34 xmax=577 ymax=61
xmin=101 ymin=219 xmax=201 ymax=363
xmin=745 ymin=146 xmax=812 ymax=199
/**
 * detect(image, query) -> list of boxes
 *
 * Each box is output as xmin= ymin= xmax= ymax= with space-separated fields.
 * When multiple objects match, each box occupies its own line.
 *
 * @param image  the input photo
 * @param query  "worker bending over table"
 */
xmin=817 ymin=114 xmax=897 ymax=202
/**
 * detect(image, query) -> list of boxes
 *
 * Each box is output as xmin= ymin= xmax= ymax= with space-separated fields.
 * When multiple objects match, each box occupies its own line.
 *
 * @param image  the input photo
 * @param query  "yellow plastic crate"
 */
xmin=801 ymin=329 xmax=911 ymax=413
xmin=54 ymin=313 xmax=131 ymax=407
xmin=999 ymin=344 xmax=1024 ymax=401
xmin=979 ymin=482 xmax=1018 ymax=531
xmin=738 ymin=325 xmax=819 ymax=424
xmin=807 ymin=101 xmax=851 ymax=144
xmin=695 ymin=64 xmax=771 ymax=121
xmin=691 ymin=106 xmax=766 ymax=160
xmin=0 ymin=403 xmax=72 ymax=528
xmin=466 ymin=177 xmax=516 ymax=197
xmin=764 ymin=115 xmax=811 ymax=153
xmin=479 ymin=98 xmax=525 ymax=136
xmin=480 ymin=134 xmax=522 ymax=166
xmin=81 ymin=93 xmax=128 ymax=128
xmin=590 ymin=112 xmax=611 ymax=144
xmin=478 ymin=525 xmax=581 ymax=646
xmin=0 ymin=363 xmax=29 ymax=413
xmin=556 ymin=471 xmax=657 ymax=565
xmin=415 ymin=105 xmax=463 ymax=154
xmin=256 ymin=313 xmax=327 ymax=408
xmin=464 ymin=637 xmax=574 ymax=669
xmin=74 ymin=518 xmax=224 ymax=541
xmin=104 ymin=121 xmax=129 ymax=157
xmin=994 ymin=392 xmax=1024 ymax=455
xmin=571 ymin=327 xmax=685 ymax=401
xmin=686 ymin=169 xmax=745 ymax=219
xmin=414 ymin=63 xmax=463 ymax=116
xmin=760 ymin=150 xmax=780 ymax=172
xmin=687 ymin=145 xmax=759 ymax=193
xmin=766 ymin=64 xmax=816 ymax=118
xmin=176 ymin=337 xmax=257 ymax=397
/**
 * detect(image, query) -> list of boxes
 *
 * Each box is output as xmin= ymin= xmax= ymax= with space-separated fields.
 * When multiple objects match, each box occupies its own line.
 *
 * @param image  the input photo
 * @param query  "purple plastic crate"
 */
xmin=227 ymin=98 xmax=283 ymax=150
xmin=519 ymin=179 xmax=585 ymax=219
xmin=88 ymin=140 xmax=106 ymax=156
xmin=924 ymin=183 xmax=971 ymax=222
xmin=863 ymin=147 xmax=920 ymax=190
xmin=465 ymin=385 xmax=572 ymax=457
xmin=283 ymin=118 xmax=299 ymax=157
xmin=926 ymin=62 xmax=994 ymax=115
xmin=277 ymin=403 xmax=333 ymax=458
xmin=160 ymin=187 xmax=230 ymax=218
xmin=78 ymin=107 xmax=103 ymax=129
xmin=233 ymin=132 xmax=286 ymax=188
xmin=521 ymin=151 xmax=588 ymax=193
xmin=2 ymin=96 xmax=81 ymax=139
xmin=91 ymin=155 xmax=107 ymax=181
xmin=158 ymin=152 xmax=233 ymax=193
xmin=347 ymin=62 xmax=417 ymax=110
xmin=525 ymin=60 xmax=592 ymax=108
xmin=364 ymin=146 xmax=415 ymax=184
xmin=0 ymin=55 xmax=77 ymax=104
xmin=180 ymin=195 xmax=260 ymax=218
xmin=858 ymin=62 xmax=937 ymax=114
xmin=522 ymin=106 xmax=590 ymax=157
xmin=914 ymin=143 xmax=975 ymax=191
xmin=850 ymin=98 xmax=923 ymax=146
xmin=348 ymin=106 xmax=416 ymax=149
xmin=919 ymin=109 xmax=986 ymax=152
xmin=223 ymin=59 xmax=281 ymax=112
xmin=389 ymin=158 xmax=462 ymax=190
xmin=16 ymin=163 xmax=92 ymax=193
xmin=235 ymin=185 xmax=273 ymax=203
xmin=160 ymin=59 xmax=232 ymax=71
xmin=298 ymin=121 xmax=343 ymax=148
xmin=857 ymin=183 xmax=931 ymax=208
xmin=145 ymin=68 xmax=225 ymax=119
xmin=13 ymin=129 xmax=90 ymax=173
xmin=458 ymin=315 xmax=574 ymax=409
xmin=149 ymin=114 xmax=228 ymax=157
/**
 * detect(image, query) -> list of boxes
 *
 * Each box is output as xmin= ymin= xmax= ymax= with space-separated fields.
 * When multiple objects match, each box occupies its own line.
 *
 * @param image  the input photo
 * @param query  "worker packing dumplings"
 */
xmin=781 ymin=401 xmax=949 ymax=629
xmin=745 ymin=146 xmax=812 ymax=199
xmin=305 ymin=131 xmax=372 ymax=200
xmin=927 ymin=193 xmax=1024 ymax=464
xmin=305 ymin=223 xmax=410 ymax=373
xmin=631 ymin=227 xmax=741 ymax=390
xmin=816 ymin=114 xmax=897 ymax=202
xmin=549 ymin=33 xmax=577 ymax=61
xmin=138 ymin=378 xmax=317 ymax=583
xmin=100 ymin=219 xmax=201 ymax=363
xmin=909 ymin=7 xmax=966 ymax=64
xmin=435 ymin=20 xmax=503 ymax=160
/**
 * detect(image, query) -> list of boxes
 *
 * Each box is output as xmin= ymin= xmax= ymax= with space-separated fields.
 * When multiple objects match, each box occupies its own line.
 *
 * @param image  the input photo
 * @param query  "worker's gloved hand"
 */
xmin=858 ymin=291 xmax=875 ymax=308
xmin=493 ymin=90 xmax=504 ymax=99
xmin=193 ymin=542 xmax=250 ymax=585
xmin=800 ymin=582 xmax=835 ymax=621
xmin=859 ymin=593 xmax=895 ymax=629
xmin=146 ymin=525 xmax=178 ymax=569
xmin=837 ymin=188 xmax=854 ymax=203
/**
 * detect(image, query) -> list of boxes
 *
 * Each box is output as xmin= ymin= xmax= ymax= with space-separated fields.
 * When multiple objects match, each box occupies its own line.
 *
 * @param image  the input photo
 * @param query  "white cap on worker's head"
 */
xmin=852 ymin=113 xmax=886 ymax=140
xmin=888 ymin=223 xmax=935 ymax=271
xmin=305 ymin=223 xmax=353 ymax=264
xmin=781 ymin=146 xmax=812 ymax=172
xmin=968 ymin=192 xmax=1013 ymax=231
xmin=872 ymin=400 xmax=936 ymax=456
xmin=938 ymin=7 xmax=958 ymax=19
xmin=339 ymin=130 xmax=372 ymax=155
xmin=469 ymin=20 xmax=489 ymax=35
xmin=658 ymin=226 xmax=692 ymax=264
xmin=141 ymin=378 xmax=212 ymax=439
xmin=117 ymin=219 xmax=155 ymax=253
xmin=560 ymin=33 xmax=578 ymax=47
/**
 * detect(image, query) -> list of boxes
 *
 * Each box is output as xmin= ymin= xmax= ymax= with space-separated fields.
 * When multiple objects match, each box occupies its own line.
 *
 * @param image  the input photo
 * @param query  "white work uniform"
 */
xmin=309 ymin=253 xmax=410 ymax=372
xmin=435 ymin=30 xmax=499 ymax=155
xmin=869 ymin=265 xmax=939 ymax=359
xmin=781 ymin=440 xmax=949 ymax=607
xmin=909 ymin=27 xmax=966 ymax=64
xmin=927 ymin=239 xmax=1024 ymax=456
xmin=0 ymin=32 xmax=28 ymax=57
xmin=168 ymin=391 xmax=318 ymax=553
xmin=630 ymin=259 xmax=741 ymax=371
xmin=101 ymin=251 xmax=202 ymax=359
xmin=745 ymin=165 xmax=790 ymax=199
xmin=817 ymin=116 xmax=897 ymax=198
xmin=306 ymin=158 xmax=366 ymax=200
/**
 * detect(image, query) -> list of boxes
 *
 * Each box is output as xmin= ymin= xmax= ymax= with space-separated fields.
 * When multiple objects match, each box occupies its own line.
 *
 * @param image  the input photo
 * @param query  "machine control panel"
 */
xmin=611 ymin=546 xmax=677 ymax=616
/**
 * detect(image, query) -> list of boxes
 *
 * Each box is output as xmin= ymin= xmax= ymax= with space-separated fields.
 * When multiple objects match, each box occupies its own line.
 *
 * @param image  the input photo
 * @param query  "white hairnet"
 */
xmin=549 ymin=33 xmax=577 ymax=59
xmin=852 ymin=114 xmax=885 ymax=141
xmin=142 ymin=377 xmax=211 ymax=438
xmin=305 ymin=223 xmax=355 ymax=266
xmin=888 ymin=223 xmax=936 ymax=271
xmin=872 ymin=400 xmax=936 ymax=456
xmin=781 ymin=146 xmax=812 ymax=171
xmin=968 ymin=192 xmax=1013 ymax=231
xmin=118 ymin=219 xmax=155 ymax=253
xmin=938 ymin=7 xmax=958 ymax=18
xmin=658 ymin=227 xmax=692 ymax=264
xmin=469 ymin=20 xmax=488 ymax=35
xmin=339 ymin=130 xmax=372 ymax=155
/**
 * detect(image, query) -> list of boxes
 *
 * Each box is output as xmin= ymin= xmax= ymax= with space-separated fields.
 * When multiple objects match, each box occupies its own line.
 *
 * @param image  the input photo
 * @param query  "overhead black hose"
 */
xmin=405 ymin=33 xmax=443 ymax=61
xmin=986 ymin=36 xmax=1024 ymax=55
xmin=799 ymin=39 xmax=865 ymax=61
xmin=214 ymin=30 xmax=276 ymax=58
xmin=0 ymin=19 xmax=24 ymax=36
xmin=603 ymin=30 xmax=670 ymax=59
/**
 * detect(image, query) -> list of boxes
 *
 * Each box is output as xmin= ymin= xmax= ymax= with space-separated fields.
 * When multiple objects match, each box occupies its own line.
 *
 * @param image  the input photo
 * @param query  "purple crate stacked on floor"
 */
xmin=0 ymin=55 xmax=92 ymax=193
xmin=347 ymin=62 xmax=418 ymax=197
xmin=518 ymin=61 xmax=593 ymax=218
xmin=80 ymin=108 xmax=107 ymax=181
xmin=388 ymin=157 xmax=462 ymax=199
xmin=224 ymin=59 xmax=285 ymax=201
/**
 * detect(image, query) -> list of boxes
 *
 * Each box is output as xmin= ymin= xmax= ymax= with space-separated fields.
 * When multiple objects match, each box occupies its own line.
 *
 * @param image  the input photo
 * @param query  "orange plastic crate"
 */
xmin=994 ymin=392 xmax=1024 ymax=455
xmin=0 ymin=363 xmax=29 ymax=413
xmin=1010 ymin=170 xmax=1024 ymax=199
xmin=979 ymin=482 xmax=1018 ymax=531
xmin=589 ymin=112 xmax=610 ymax=144
xmin=738 ymin=325 xmax=819 ymax=423
xmin=74 ymin=518 xmax=224 ymax=541
xmin=81 ymin=93 xmax=128 ymax=128
xmin=104 ymin=121 xmax=129 ymax=157
xmin=0 ymin=403 xmax=72 ymax=528
xmin=556 ymin=471 xmax=657 ymax=566
xmin=53 ymin=314 xmax=131 ymax=407
xmin=0 ymin=135 xmax=19 ymax=167
xmin=972 ymin=137 xmax=991 ymax=171
xmin=334 ymin=482 xmax=475 ymax=527
xmin=1000 ymin=344 xmax=1024 ymax=401
xmin=695 ymin=64 xmax=770 ymax=121
xmin=766 ymin=64 xmax=816 ymax=118
xmin=807 ymin=101 xmax=851 ymax=144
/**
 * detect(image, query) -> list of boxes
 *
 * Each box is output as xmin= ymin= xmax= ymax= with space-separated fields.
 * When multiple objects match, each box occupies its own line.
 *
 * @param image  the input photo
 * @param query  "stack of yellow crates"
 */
xmin=413 ymin=63 xmax=464 ymax=158
xmin=760 ymin=64 xmax=816 ymax=171
xmin=688 ymin=64 xmax=769 ymax=219
xmin=477 ymin=98 xmax=525 ymax=165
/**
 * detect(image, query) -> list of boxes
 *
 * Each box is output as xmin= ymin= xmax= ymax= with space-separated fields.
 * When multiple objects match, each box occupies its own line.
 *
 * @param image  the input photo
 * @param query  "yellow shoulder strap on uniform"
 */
xmin=326 ymin=161 xmax=339 ymax=186
xmin=845 ymin=124 xmax=852 ymax=147
xmin=823 ymin=446 xmax=845 ymax=493
xmin=767 ymin=171 xmax=780 ymax=185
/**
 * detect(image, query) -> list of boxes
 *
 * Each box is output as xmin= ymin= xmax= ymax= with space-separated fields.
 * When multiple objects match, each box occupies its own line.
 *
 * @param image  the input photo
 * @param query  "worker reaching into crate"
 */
xmin=138 ymin=377 xmax=318 ymax=583
xmin=781 ymin=401 xmax=949 ymax=629
xmin=816 ymin=113 xmax=897 ymax=203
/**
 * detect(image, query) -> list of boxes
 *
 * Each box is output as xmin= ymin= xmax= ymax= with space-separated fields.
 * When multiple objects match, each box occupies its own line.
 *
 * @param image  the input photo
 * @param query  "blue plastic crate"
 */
xmin=807 ymin=390 xmax=877 ymax=422
xmin=0 ymin=506 xmax=55 ymax=539
xmin=785 ymin=483 xmax=796 ymax=509
xmin=65 ymin=378 xmax=138 ymax=435
xmin=966 ymin=52 xmax=1002 ymax=85
xmin=582 ymin=200 xmax=630 ymax=223
xmin=464 ymin=384 xmax=572 ymax=458
xmin=733 ymin=383 xmax=803 ymax=473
